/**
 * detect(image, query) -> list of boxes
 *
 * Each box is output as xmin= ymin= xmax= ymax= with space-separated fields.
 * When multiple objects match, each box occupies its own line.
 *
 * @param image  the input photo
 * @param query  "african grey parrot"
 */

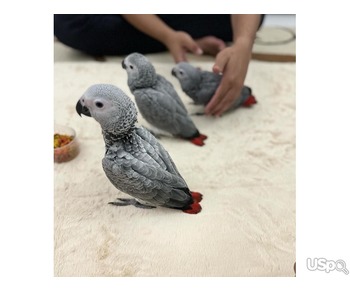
xmin=122 ymin=52 xmax=207 ymax=147
xmin=171 ymin=62 xmax=257 ymax=109
xmin=76 ymin=84 xmax=203 ymax=214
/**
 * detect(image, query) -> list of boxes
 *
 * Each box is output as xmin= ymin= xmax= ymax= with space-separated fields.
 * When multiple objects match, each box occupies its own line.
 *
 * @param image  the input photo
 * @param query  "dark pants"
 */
xmin=54 ymin=14 xmax=264 ymax=56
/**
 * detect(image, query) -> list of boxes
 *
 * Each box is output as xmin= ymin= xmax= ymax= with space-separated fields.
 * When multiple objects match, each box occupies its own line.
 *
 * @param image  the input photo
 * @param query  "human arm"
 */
xmin=121 ymin=14 xmax=202 ymax=62
xmin=205 ymin=14 xmax=262 ymax=116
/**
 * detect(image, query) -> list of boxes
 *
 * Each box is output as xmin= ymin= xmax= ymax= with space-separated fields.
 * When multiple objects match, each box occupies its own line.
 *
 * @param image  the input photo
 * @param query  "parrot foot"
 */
xmin=109 ymin=198 xmax=156 ymax=209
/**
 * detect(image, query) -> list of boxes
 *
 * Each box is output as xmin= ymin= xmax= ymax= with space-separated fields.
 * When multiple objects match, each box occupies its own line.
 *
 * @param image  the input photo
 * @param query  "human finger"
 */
xmin=205 ymin=82 xmax=227 ymax=115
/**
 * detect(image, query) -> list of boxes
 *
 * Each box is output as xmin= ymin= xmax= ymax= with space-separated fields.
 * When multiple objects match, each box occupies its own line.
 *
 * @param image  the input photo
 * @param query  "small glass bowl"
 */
xmin=54 ymin=124 xmax=79 ymax=163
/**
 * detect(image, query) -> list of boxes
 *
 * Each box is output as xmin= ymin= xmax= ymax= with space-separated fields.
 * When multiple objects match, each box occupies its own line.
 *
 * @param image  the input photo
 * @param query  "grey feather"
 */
xmin=172 ymin=62 xmax=255 ymax=109
xmin=122 ymin=53 xmax=204 ymax=140
xmin=76 ymin=83 xmax=194 ymax=210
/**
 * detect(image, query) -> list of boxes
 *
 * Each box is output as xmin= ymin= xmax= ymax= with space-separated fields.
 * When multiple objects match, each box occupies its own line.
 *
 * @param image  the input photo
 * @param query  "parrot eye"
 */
xmin=179 ymin=70 xmax=184 ymax=75
xmin=130 ymin=65 xmax=134 ymax=69
xmin=95 ymin=101 xmax=104 ymax=108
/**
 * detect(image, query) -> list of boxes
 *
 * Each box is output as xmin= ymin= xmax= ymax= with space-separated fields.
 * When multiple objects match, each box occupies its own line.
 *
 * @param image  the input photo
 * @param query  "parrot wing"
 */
xmin=136 ymin=126 xmax=184 ymax=179
xmin=156 ymin=74 xmax=188 ymax=112
xmin=102 ymin=142 xmax=192 ymax=208
xmin=134 ymin=88 xmax=198 ymax=138
xmin=195 ymin=71 xmax=222 ymax=105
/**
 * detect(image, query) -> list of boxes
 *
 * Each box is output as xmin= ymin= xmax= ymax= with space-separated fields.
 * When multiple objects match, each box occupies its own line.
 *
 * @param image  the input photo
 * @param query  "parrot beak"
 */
xmin=122 ymin=59 xmax=126 ymax=69
xmin=171 ymin=68 xmax=176 ymax=77
xmin=76 ymin=100 xmax=91 ymax=117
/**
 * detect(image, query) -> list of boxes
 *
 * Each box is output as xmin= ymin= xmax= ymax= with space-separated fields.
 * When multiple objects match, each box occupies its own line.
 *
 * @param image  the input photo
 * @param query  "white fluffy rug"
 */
xmin=54 ymin=43 xmax=295 ymax=276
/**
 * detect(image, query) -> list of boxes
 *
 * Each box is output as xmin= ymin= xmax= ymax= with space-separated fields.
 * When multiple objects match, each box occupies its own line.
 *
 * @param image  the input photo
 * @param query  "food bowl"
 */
xmin=54 ymin=124 xmax=79 ymax=163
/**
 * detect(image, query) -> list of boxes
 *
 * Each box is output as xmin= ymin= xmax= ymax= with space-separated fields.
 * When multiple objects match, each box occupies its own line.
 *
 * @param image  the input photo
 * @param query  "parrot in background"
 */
xmin=171 ymin=62 xmax=257 ymax=110
xmin=76 ymin=83 xmax=203 ymax=214
xmin=122 ymin=52 xmax=208 ymax=147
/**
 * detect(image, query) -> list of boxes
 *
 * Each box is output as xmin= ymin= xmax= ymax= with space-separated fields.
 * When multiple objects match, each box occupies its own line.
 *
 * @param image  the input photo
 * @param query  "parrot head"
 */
xmin=171 ymin=62 xmax=201 ymax=91
xmin=122 ymin=53 xmax=157 ymax=90
xmin=76 ymin=84 xmax=138 ymax=134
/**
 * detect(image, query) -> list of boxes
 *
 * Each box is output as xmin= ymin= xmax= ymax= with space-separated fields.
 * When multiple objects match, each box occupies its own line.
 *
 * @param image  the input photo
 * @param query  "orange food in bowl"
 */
xmin=54 ymin=126 xmax=79 ymax=163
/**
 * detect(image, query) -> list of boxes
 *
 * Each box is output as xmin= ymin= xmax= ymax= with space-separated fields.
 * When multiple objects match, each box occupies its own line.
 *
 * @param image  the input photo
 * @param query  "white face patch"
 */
xmin=82 ymin=84 xmax=138 ymax=135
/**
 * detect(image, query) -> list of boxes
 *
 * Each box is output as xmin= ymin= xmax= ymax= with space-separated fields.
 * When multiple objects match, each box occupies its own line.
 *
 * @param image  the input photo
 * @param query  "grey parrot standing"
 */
xmin=171 ymin=62 xmax=257 ymax=109
xmin=122 ymin=52 xmax=207 ymax=147
xmin=76 ymin=84 xmax=203 ymax=214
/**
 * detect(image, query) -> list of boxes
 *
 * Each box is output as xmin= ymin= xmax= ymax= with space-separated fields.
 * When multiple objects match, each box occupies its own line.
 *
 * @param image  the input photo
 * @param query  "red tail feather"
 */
xmin=242 ymin=95 xmax=257 ymax=107
xmin=183 ymin=203 xmax=202 ymax=214
xmin=190 ymin=191 xmax=203 ymax=203
xmin=189 ymin=137 xmax=205 ymax=146
xmin=199 ymin=134 xmax=208 ymax=140
xmin=189 ymin=132 xmax=208 ymax=146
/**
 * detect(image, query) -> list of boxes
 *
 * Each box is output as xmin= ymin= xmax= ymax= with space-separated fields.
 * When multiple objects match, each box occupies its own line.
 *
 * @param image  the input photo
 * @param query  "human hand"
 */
xmin=164 ymin=31 xmax=203 ymax=63
xmin=205 ymin=41 xmax=252 ymax=116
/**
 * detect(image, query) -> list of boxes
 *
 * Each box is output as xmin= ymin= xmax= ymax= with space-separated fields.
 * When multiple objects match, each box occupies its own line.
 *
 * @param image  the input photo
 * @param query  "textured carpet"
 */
xmin=54 ymin=42 xmax=295 ymax=276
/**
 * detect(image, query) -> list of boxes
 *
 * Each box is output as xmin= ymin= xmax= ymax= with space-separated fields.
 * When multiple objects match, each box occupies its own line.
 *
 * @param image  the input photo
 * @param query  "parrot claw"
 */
xmin=108 ymin=198 xmax=156 ymax=209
